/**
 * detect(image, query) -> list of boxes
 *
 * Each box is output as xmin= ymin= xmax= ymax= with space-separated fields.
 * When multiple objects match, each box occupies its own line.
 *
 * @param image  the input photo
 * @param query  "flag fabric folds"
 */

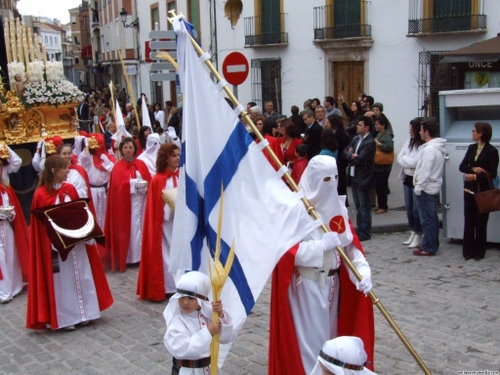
xmin=169 ymin=17 xmax=318 ymax=348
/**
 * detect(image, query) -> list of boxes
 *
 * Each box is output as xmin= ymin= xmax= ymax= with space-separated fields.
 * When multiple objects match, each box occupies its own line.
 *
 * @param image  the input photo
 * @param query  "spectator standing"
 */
xmin=325 ymin=114 xmax=350 ymax=199
xmin=373 ymin=114 xmax=394 ymax=214
xmin=279 ymin=121 xmax=303 ymax=164
xmin=303 ymin=110 xmax=323 ymax=160
xmin=413 ymin=119 xmax=446 ymax=256
xmin=324 ymin=96 xmax=342 ymax=117
xmin=264 ymin=100 xmax=281 ymax=121
xmin=153 ymin=103 xmax=166 ymax=129
xmin=315 ymin=105 xmax=327 ymax=127
xmin=459 ymin=122 xmax=499 ymax=261
xmin=290 ymin=105 xmax=307 ymax=133
xmin=397 ymin=118 xmax=424 ymax=248
xmin=343 ymin=116 xmax=376 ymax=241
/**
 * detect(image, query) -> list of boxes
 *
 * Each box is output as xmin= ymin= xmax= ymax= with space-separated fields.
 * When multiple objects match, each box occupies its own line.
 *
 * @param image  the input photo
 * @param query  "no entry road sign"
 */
xmin=222 ymin=52 xmax=249 ymax=86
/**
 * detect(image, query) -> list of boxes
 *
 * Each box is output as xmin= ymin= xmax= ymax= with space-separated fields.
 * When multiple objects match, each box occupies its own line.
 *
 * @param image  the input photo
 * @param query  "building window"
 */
xmin=244 ymin=0 xmax=287 ymax=46
xmin=75 ymin=57 xmax=80 ymax=64
xmin=71 ymin=16 xmax=77 ymax=24
xmin=408 ymin=0 xmax=486 ymax=35
xmin=313 ymin=0 xmax=370 ymax=40
xmin=418 ymin=51 xmax=457 ymax=118
xmin=74 ymin=36 xmax=79 ymax=44
xmin=187 ymin=0 xmax=200 ymax=40
xmin=151 ymin=5 xmax=159 ymax=30
xmin=166 ymin=1 xmax=176 ymax=30
xmin=251 ymin=58 xmax=282 ymax=113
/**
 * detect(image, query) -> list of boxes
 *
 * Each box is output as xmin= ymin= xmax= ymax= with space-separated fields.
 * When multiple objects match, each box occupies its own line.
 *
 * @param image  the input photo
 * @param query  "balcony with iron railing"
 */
xmin=244 ymin=14 xmax=288 ymax=47
xmin=313 ymin=4 xmax=371 ymax=40
xmin=408 ymin=0 xmax=486 ymax=36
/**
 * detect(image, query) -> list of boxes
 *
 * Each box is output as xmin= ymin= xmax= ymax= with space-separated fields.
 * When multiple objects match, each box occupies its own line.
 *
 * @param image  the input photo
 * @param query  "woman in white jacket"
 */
xmin=396 ymin=118 xmax=424 ymax=248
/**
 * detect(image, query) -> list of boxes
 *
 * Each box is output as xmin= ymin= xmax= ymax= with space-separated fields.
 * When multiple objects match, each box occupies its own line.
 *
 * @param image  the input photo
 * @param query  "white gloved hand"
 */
xmin=167 ymin=126 xmax=177 ymax=139
xmin=320 ymin=232 xmax=342 ymax=252
xmin=37 ymin=140 xmax=44 ymax=149
xmin=357 ymin=276 xmax=372 ymax=296
xmin=100 ymin=153 xmax=107 ymax=161
xmin=137 ymin=187 xmax=148 ymax=195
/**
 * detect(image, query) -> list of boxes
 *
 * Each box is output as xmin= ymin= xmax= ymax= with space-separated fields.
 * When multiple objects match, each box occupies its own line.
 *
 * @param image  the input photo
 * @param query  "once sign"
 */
xmin=222 ymin=52 xmax=249 ymax=86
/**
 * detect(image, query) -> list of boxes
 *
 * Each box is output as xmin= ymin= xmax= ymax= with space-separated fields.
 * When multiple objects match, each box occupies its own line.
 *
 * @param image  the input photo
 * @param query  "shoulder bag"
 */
xmin=474 ymin=171 xmax=500 ymax=214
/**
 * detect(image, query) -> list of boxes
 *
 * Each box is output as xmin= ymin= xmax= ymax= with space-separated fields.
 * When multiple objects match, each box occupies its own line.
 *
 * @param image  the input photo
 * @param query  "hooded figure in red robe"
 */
xmin=268 ymin=156 xmax=375 ymax=375
xmin=105 ymin=137 xmax=151 ymax=272
xmin=26 ymin=155 xmax=113 ymax=330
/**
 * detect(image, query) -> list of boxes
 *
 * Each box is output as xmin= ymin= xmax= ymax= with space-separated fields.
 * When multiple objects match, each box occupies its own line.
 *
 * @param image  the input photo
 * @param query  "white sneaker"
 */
xmin=408 ymin=234 xmax=422 ymax=249
xmin=402 ymin=231 xmax=416 ymax=245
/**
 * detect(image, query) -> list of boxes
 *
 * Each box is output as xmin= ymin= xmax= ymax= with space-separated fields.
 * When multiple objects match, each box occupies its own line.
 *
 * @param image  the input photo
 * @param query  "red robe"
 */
xmin=136 ymin=169 xmax=178 ymax=301
xmin=0 ymin=184 xmax=29 ymax=282
xmin=268 ymin=221 xmax=375 ymax=374
xmin=104 ymin=158 xmax=151 ymax=272
xmin=26 ymin=183 xmax=113 ymax=329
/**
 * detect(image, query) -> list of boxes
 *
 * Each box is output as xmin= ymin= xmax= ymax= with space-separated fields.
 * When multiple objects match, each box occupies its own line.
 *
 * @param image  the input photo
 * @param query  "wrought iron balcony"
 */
xmin=408 ymin=0 xmax=486 ymax=35
xmin=313 ymin=5 xmax=371 ymax=40
xmin=244 ymin=14 xmax=288 ymax=46
xmin=408 ymin=14 xmax=486 ymax=35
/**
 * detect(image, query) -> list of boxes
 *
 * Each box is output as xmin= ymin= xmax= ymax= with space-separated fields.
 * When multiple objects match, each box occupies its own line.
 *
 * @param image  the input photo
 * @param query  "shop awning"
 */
xmin=441 ymin=33 xmax=500 ymax=63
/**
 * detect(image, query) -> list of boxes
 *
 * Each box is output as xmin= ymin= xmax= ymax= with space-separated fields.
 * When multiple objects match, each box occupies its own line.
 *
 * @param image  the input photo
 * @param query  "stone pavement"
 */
xmin=2 ymin=234 xmax=500 ymax=374
xmin=2 ymin=171 xmax=500 ymax=374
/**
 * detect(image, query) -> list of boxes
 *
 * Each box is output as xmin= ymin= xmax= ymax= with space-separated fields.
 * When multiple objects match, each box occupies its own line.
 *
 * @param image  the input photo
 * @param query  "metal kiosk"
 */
xmin=440 ymin=88 xmax=500 ymax=242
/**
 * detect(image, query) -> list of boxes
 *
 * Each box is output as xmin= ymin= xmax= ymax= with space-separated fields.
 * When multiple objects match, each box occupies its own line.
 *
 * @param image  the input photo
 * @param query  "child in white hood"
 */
xmin=163 ymin=271 xmax=235 ymax=375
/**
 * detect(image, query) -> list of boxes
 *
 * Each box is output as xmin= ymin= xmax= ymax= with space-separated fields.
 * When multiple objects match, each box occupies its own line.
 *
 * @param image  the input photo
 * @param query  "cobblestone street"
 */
xmin=1 ymin=231 xmax=500 ymax=374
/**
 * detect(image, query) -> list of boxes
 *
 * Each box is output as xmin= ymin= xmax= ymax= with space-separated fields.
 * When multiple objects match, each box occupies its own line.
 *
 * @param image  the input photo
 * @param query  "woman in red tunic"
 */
xmin=105 ymin=137 xmax=152 ymax=272
xmin=137 ymin=143 xmax=180 ymax=301
xmin=27 ymin=156 xmax=113 ymax=330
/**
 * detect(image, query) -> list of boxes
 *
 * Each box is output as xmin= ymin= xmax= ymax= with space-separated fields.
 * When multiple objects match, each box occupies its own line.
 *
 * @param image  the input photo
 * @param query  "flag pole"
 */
xmin=168 ymin=12 xmax=432 ymax=375
xmin=117 ymin=50 xmax=141 ymax=129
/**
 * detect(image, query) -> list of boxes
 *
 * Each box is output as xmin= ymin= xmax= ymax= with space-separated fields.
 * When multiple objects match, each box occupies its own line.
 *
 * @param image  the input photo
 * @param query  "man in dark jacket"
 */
xmin=343 ymin=116 xmax=376 ymax=241
xmin=302 ymin=110 xmax=322 ymax=160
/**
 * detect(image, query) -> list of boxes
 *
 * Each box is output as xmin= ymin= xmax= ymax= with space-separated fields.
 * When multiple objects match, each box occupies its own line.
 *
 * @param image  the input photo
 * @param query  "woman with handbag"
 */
xmin=137 ymin=143 xmax=180 ymax=301
xmin=373 ymin=114 xmax=394 ymax=214
xmin=459 ymin=122 xmax=499 ymax=261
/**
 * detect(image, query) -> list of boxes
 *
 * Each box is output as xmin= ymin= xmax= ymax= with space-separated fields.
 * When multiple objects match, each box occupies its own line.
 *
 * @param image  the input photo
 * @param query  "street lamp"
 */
xmin=119 ymin=8 xmax=139 ymax=29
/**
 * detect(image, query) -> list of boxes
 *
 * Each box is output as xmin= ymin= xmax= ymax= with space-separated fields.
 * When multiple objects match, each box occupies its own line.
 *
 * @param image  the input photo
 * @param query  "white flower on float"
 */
xmin=28 ymin=61 xmax=45 ymax=83
xmin=45 ymin=61 xmax=64 ymax=82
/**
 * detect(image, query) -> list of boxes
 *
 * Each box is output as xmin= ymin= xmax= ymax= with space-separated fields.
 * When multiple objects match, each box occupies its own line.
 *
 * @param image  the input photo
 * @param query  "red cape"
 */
xmin=69 ymin=164 xmax=105 ymax=257
xmin=104 ymin=158 xmax=151 ymax=272
xmin=26 ymin=183 xmax=113 ymax=329
xmin=0 ymin=184 xmax=29 ymax=282
xmin=136 ymin=171 xmax=169 ymax=300
xmin=268 ymin=221 xmax=375 ymax=374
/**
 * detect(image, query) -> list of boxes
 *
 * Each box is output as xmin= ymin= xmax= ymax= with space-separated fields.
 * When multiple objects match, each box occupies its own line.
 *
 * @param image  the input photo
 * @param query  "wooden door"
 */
xmin=333 ymin=61 xmax=364 ymax=116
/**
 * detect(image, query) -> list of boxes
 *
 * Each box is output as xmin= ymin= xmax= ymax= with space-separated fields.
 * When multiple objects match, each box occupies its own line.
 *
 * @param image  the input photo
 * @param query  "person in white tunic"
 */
xmin=163 ymin=271 xmax=235 ymax=375
xmin=78 ymin=133 xmax=115 ymax=230
xmin=0 ymin=160 xmax=29 ymax=304
xmin=0 ymin=144 xmax=22 ymax=183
